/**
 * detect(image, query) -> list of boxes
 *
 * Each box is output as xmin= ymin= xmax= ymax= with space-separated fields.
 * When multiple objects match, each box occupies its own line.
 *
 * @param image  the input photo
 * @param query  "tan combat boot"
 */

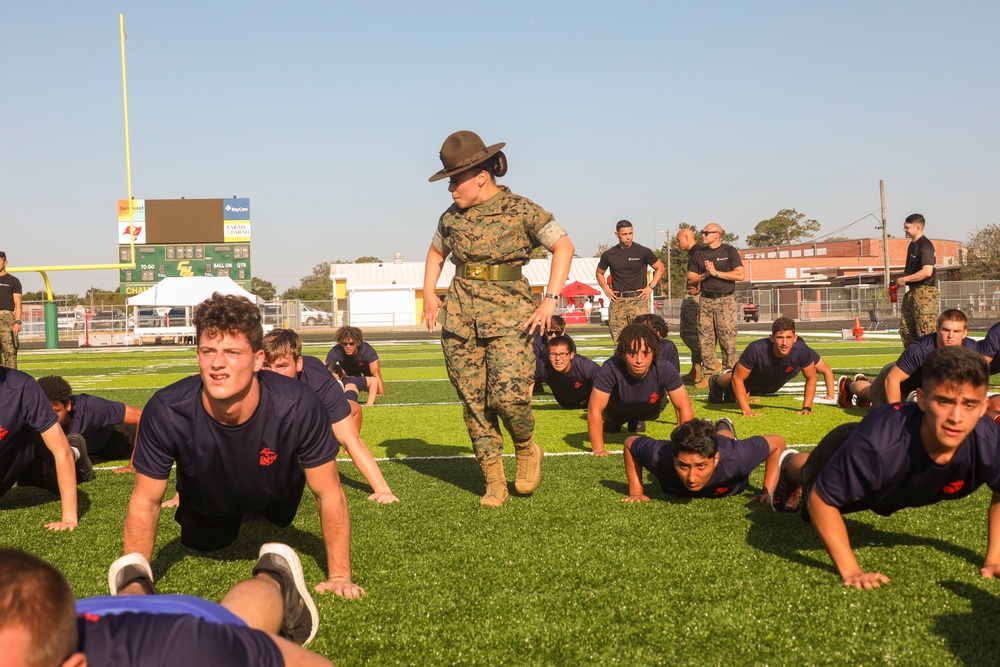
xmin=679 ymin=365 xmax=701 ymax=384
xmin=479 ymin=456 xmax=509 ymax=507
xmin=513 ymin=440 xmax=543 ymax=494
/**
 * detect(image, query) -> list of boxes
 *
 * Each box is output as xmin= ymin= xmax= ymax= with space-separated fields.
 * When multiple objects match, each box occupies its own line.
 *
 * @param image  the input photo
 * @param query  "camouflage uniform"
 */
xmin=899 ymin=286 xmax=939 ymax=347
xmin=0 ymin=311 xmax=17 ymax=369
xmin=433 ymin=185 xmax=567 ymax=460
xmin=699 ymin=295 xmax=739 ymax=375
xmin=679 ymin=293 xmax=701 ymax=367
xmin=608 ymin=295 xmax=649 ymax=343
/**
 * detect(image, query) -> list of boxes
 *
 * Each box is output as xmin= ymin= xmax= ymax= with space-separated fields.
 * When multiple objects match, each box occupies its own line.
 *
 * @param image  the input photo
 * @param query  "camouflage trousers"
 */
xmin=679 ymin=295 xmax=702 ymax=366
xmin=442 ymin=330 xmax=535 ymax=460
xmin=699 ymin=295 xmax=739 ymax=376
xmin=0 ymin=311 xmax=17 ymax=369
xmin=899 ymin=285 xmax=939 ymax=347
xmin=608 ymin=294 xmax=649 ymax=343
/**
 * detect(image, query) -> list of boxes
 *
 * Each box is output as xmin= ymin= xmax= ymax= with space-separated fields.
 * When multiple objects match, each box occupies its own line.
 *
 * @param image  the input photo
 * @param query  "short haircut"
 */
xmin=771 ymin=317 xmax=796 ymax=335
xmin=262 ymin=329 xmax=304 ymax=363
xmin=670 ymin=419 xmax=718 ymax=459
xmin=633 ymin=313 xmax=669 ymax=340
xmin=334 ymin=326 xmax=364 ymax=345
xmin=905 ymin=213 xmax=926 ymax=227
xmin=0 ymin=549 xmax=78 ymax=667
xmin=922 ymin=346 xmax=988 ymax=393
xmin=37 ymin=376 xmax=72 ymax=404
xmin=616 ymin=219 xmax=633 ymax=231
xmin=616 ymin=322 xmax=661 ymax=365
xmin=938 ymin=309 xmax=968 ymax=328
xmin=194 ymin=293 xmax=264 ymax=352
xmin=547 ymin=314 xmax=566 ymax=331
xmin=546 ymin=335 xmax=574 ymax=352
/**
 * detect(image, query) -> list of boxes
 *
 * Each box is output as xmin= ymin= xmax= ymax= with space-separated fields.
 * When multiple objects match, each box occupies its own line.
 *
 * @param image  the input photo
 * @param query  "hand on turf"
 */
xmin=979 ymin=563 xmax=1000 ymax=578
xmin=841 ymin=571 xmax=889 ymax=589
xmin=368 ymin=491 xmax=400 ymax=504
xmin=796 ymin=408 xmax=813 ymax=416
xmin=45 ymin=520 xmax=77 ymax=532
xmin=112 ymin=464 xmax=135 ymax=474
xmin=161 ymin=493 xmax=180 ymax=508
xmin=741 ymin=410 xmax=761 ymax=418
xmin=751 ymin=492 xmax=771 ymax=504
xmin=315 ymin=576 xmax=366 ymax=598
xmin=591 ymin=448 xmax=609 ymax=457
xmin=621 ymin=493 xmax=650 ymax=503
xmin=823 ymin=393 xmax=835 ymax=401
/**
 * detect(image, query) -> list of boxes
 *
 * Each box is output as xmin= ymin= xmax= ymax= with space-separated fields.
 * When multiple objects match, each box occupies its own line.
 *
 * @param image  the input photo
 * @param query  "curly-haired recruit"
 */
xmin=615 ymin=322 xmax=661 ymax=365
xmin=262 ymin=328 xmax=304 ymax=364
xmin=0 ymin=549 xmax=78 ymax=667
xmin=194 ymin=292 xmax=264 ymax=351
xmin=37 ymin=375 xmax=73 ymax=405
xmin=633 ymin=313 xmax=669 ymax=340
xmin=334 ymin=326 xmax=364 ymax=345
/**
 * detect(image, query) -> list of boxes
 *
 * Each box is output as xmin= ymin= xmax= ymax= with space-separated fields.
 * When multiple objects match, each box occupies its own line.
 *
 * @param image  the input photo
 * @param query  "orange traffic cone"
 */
xmin=852 ymin=317 xmax=865 ymax=341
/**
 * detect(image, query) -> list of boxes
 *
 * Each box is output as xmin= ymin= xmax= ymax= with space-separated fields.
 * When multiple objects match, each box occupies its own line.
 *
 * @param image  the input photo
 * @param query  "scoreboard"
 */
xmin=118 ymin=197 xmax=253 ymax=295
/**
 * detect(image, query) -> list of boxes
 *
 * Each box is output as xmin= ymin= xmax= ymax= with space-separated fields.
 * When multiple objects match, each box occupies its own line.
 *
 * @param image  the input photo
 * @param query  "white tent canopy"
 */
xmin=126 ymin=277 xmax=262 ymax=307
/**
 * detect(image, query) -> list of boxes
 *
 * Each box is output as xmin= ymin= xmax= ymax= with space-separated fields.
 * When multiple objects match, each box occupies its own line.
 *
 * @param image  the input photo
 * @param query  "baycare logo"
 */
xmin=121 ymin=225 xmax=142 ymax=240
xmin=259 ymin=447 xmax=277 ymax=466
xmin=225 ymin=204 xmax=249 ymax=213
xmin=649 ymin=392 xmax=660 ymax=404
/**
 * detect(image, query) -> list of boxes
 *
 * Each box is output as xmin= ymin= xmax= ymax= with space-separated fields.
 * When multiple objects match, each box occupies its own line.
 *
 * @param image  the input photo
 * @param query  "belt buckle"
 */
xmin=467 ymin=265 xmax=485 ymax=280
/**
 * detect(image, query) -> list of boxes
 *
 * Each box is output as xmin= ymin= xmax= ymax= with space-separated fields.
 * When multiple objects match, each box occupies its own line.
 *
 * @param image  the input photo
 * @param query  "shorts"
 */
xmin=800 ymin=422 xmax=861 ymax=522
xmin=868 ymin=363 xmax=894 ymax=407
xmin=175 ymin=475 xmax=306 ymax=551
xmin=76 ymin=595 xmax=246 ymax=626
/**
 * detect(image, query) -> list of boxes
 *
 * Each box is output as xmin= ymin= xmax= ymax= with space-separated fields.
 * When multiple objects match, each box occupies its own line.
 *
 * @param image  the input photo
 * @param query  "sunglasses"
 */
xmin=700 ymin=230 xmax=719 ymax=235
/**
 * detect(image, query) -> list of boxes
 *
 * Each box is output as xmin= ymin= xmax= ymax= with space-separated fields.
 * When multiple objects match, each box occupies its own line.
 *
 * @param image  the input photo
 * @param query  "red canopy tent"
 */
xmin=560 ymin=281 xmax=601 ymax=298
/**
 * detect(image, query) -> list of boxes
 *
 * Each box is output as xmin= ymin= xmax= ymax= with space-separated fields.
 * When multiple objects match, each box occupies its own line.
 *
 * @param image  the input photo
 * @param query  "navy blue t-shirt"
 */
xmin=735 ymin=337 xmax=815 ymax=395
xmin=895 ymin=333 xmax=980 ymax=394
xmin=534 ymin=353 xmax=599 ymax=408
xmin=533 ymin=331 xmax=576 ymax=360
xmin=814 ymin=402 xmax=1000 ymax=516
xmin=978 ymin=322 xmax=1000 ymax=375
xmin=0 ymin=368 xmax=59 ymax=494
xmin=76 ymin=609 xmax=282 ymax=667
xmin=298 ymin=355 xmax=352 ymax=425
xmin=660 ymin=339 xmax=681 ymax=373
xmin=133 ymin=371 xmax=338 ymax=517
xmin=65 ymin=393 xmax=127 ymax=449
xmin=629 ymin=434 xmax=769 ymax=497
xmin=340 ymin=375 xmax=368 ymax=402
xmin=593 ymin=356 xmax=683 ymax=419
xmin=325 ymin=341 xmax=379 ymax=376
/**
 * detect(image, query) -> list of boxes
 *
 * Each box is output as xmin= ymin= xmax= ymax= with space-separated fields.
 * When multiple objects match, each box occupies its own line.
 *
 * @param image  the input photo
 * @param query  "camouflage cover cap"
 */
xmin=428 ymin=130 xmax=506 ymax=182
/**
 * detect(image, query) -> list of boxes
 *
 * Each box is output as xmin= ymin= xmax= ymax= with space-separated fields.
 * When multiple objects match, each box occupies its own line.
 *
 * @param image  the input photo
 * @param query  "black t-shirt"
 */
xmin=133 ymin=371 xmax=338 ymax=517
xmin=904 ymin=235 xmax=936 ymax=286
xmin=687 ymin=244 xmax=742 ymax=295
xmin=736 ymin=337 xmax=816 ymax=395
xmin=598 ymin=243 xmax=659 ymax=292
xmin=0 ymin=273 xmax=21 ymax=312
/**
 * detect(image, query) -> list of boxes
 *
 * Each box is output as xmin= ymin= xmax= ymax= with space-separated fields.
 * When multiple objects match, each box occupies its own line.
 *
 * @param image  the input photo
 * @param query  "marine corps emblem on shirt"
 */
xmin=0 ymin=425 xmax=7 ymax=442
xmin=714 ymin=488 xmax=728 ymax=496
xmin=574 ymin=382 xmax=582 ymax=389
xmin=784 ymin=366 xmax=794 ymax=374
xmin=942 ymin=480 xmax=965 ymax=494
xmin=259 ymin=447 xmax=278 ymax=466
xmin=649 ymin=392 xmax=660 ymax=404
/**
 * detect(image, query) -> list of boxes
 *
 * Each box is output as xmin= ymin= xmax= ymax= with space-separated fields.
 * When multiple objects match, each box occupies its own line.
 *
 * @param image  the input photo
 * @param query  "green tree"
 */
xmin=250 ymin=277 xmax=277 ymax=301
xmin=282 ymin=262 xmax=333 ymax=301
xmin=354 ymin=256 xmax=383 ymax=264
xmin=745 ymin=209 xmax=820 ymax=247
xmin=960 ymin=224 xmax=1000 ymax=280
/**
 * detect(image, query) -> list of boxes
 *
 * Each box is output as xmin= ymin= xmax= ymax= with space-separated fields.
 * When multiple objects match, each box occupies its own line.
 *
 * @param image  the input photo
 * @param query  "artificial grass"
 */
xmin=6 ymin=333 xmax=999 ymax=665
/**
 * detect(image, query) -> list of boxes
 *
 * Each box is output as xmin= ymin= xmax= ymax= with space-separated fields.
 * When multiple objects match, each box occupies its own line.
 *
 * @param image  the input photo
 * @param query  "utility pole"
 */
xmin=880 ymin=180 xmax=890 ymax=291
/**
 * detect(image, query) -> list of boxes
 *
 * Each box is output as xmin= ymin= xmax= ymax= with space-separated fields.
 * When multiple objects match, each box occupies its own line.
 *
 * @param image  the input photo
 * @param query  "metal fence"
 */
xmin=655 ymin=280 xmax=1000 ymax=324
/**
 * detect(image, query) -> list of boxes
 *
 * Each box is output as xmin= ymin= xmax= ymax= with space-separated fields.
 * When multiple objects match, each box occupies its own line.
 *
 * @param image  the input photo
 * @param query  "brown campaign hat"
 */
xmin=428 ymin=130 xmax=506 ymax=182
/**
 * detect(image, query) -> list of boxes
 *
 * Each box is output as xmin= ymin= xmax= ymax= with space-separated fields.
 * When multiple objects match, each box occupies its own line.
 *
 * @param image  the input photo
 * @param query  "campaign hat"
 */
xmin=428 ymin=130 xmax=506 ymax=182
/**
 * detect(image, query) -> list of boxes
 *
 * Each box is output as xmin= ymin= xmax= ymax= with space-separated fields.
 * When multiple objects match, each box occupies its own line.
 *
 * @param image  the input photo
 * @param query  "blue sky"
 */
xmin=2 ymin=2 xmax=997 ymax=295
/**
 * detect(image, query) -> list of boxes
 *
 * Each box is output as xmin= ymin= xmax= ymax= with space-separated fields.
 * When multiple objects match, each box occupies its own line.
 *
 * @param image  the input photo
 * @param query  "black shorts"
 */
xmin=175 ymin=475 xmax=306 ymax=551
xmin=800 ymin=422 xmax=860 ymax=522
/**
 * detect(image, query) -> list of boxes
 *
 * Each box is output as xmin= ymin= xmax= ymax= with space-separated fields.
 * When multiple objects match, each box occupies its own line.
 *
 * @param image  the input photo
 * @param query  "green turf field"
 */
xmin=5 ymin=331 xmax=1000 ymax=666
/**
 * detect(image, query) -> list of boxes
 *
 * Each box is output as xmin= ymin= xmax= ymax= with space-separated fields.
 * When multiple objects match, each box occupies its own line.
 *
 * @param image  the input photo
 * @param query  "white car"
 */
xmin=301 ymin=304 xmax=332 ymax=326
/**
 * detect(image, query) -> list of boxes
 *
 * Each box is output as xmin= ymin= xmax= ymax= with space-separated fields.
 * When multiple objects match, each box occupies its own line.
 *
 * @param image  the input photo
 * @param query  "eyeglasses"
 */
xmin=548 ymin=352 xmax=571 ymax=359
xmin=700 ymin=230 xmax=719 ymax=235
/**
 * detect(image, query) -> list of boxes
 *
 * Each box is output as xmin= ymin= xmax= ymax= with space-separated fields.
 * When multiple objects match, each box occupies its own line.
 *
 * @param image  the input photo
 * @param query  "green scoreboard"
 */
xmin=118 ymin=197 xmax=253 ymax=295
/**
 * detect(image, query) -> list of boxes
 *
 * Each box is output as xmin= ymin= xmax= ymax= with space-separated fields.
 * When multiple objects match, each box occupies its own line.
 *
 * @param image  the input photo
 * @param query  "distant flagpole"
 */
xmin=120 ymin=13 xmax=136 ymax=268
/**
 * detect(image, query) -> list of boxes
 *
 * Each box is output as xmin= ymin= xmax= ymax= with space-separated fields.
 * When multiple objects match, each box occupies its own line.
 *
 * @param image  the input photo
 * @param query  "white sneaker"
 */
xmin=108 ymin=553 xmax=156 ymax=595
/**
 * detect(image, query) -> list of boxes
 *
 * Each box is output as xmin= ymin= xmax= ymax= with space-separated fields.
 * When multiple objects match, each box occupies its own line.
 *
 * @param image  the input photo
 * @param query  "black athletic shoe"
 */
xmin=770 ymin=449 xmax=800 ymax=512
xmin=108 ymin=553 xmax=157 ymax=595
xmin=707 ymin=373 xmax=725 ymax=404
xmin=253 ymin=543 xmax=319 ymax=646
xmin=627 ymin=420 xmax=646 ymax=433
xmin=603 ymin=422 xmax=622 ymax=434
xmin=68 ymin=433 xmax=94 ymax=483
xmin=715 ymin=418 xmax=736 ymax=439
